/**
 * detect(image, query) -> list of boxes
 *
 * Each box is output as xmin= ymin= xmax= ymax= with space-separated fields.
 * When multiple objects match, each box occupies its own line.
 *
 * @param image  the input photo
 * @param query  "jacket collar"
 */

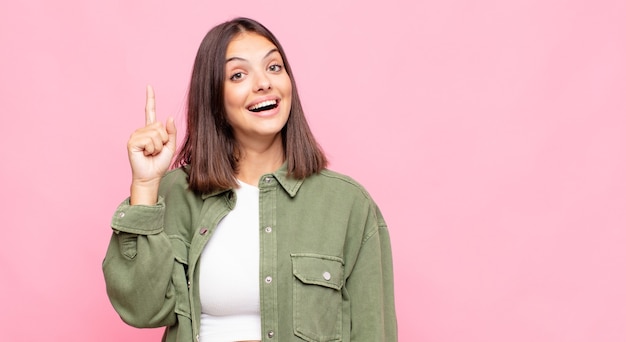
xmin=272 ymin=162 xmax=304 ymax=198
xmin=200 ymin=162 xmax=304 ymax=199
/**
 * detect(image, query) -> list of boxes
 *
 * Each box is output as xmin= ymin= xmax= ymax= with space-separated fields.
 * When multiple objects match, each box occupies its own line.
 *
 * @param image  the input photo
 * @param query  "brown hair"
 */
xmin=174 ymin=17 xmax=327 ymax=194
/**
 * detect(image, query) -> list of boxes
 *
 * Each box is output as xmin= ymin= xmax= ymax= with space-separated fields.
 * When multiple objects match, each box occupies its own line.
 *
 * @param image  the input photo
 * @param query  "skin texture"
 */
xmin=223 ymin=32 xmax=292 ymax=185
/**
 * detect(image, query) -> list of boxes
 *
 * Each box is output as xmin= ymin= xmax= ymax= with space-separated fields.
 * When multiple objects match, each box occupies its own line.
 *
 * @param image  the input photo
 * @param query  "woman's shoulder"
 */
xmin=162 ymin=167 xmax=189 ymax=184
xmin=317 ymin=168 xmax=362 ymax=185
xmin=159 ymin=167 xmax=191 ymax=195
xmin=307 ymin=168 xmax=375 ymax=202
xmin=308 ymin=169 xmax=387 ymax=229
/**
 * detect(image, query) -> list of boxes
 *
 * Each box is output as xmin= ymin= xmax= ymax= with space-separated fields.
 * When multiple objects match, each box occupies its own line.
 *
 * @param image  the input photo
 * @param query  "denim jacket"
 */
xmin=103 ymin=164 xmax=397 ymax=341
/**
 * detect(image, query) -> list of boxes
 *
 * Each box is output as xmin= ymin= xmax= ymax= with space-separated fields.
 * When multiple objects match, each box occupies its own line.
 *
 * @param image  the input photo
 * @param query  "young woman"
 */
xmin=103 ymin=17 xmax=397 ymax=342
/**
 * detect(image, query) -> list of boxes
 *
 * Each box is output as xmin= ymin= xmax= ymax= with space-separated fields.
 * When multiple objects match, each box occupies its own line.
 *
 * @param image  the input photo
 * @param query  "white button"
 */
xmin=265 ymin=276 xmax=273 ymax=284
xmin=267 ymin=330 xmax=275 ymax=338
xmin=265 ymin=226 xmax=272 ymax=233
xmin=323 ymin=272 xmax=331 ymax=281
xmin=264 ymin=177 xmax=272 ymax=183
xmin=119 ymin=212 xmax=125 ymax=218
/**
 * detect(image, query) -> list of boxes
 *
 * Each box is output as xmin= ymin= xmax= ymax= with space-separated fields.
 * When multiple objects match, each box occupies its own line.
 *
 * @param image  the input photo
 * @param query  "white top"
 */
xmin=198 ymin=180 xmax=262 ymax=342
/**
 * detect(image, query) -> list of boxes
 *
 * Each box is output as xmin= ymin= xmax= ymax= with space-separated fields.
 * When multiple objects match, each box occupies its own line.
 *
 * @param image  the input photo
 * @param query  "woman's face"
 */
xmin=223 ymin=32 xmax=292 ymax=144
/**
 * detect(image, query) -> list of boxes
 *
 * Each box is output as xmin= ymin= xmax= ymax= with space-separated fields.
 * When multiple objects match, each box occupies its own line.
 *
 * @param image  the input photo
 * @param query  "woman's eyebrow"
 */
xmin=263 ymin=48 xmax=279 ymax=59
xmin=226 ymin=48 xmax=279 ymax=63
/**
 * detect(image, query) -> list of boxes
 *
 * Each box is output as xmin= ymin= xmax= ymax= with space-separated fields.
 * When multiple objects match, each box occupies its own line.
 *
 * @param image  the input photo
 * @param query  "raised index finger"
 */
xmin=145 ymin=85 xmax=156 ymax=126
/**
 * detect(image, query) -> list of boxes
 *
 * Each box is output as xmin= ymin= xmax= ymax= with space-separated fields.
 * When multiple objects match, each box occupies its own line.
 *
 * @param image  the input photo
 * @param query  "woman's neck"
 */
xmin=235 ymin=136 xmax=284 ymax=186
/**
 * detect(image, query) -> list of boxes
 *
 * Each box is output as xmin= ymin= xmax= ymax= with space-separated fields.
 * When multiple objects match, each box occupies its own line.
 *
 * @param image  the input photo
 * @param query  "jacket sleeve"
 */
xmin=102 ymin=197 xmax=178 ymax=328
xmin=346 ymin=204 xmax=398 ymax=341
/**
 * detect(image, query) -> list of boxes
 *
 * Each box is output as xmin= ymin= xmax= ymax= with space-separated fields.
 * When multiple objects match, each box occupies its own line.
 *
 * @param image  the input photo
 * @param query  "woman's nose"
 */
xmin=255 ymin=73 xmax=271 ymax=92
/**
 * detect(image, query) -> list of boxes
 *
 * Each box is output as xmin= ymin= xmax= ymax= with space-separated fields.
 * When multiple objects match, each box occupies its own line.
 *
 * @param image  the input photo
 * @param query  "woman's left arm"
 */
xmin=346 ymin=204 xmax=398 ymax=341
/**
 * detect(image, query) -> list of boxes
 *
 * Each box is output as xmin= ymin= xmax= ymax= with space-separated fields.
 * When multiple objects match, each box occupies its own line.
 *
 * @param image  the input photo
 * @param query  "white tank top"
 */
xmin=198 ymin=180 xmax=261 ymax=342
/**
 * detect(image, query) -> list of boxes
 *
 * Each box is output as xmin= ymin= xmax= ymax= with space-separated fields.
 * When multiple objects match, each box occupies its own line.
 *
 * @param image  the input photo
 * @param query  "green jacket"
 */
xmin=103 ymin=165 xmax=397 ymax=341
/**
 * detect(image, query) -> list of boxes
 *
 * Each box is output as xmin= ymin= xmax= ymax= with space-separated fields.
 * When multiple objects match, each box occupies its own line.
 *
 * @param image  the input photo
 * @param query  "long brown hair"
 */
xmin=174 ymin=17 xmax=327 ymax=194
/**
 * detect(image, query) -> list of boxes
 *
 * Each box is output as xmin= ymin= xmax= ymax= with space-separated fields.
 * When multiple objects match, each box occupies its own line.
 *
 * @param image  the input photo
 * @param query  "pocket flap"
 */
xmin=170 ymin=237 xmax=191 ymax=318
xmin=170 ymin=237 xmax=189 ymax=265
xmin=291 ymin=253 xmax=344 ymax=290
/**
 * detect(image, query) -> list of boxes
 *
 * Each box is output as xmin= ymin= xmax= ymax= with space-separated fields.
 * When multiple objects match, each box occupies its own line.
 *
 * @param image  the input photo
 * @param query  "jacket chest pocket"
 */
xmin=291 ymin=253 xmax=344 ymax=342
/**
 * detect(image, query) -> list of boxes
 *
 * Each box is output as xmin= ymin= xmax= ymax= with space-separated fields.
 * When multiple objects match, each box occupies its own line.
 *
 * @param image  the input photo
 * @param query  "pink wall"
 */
xmin=1 ymin=0 xmax=625 ymax=340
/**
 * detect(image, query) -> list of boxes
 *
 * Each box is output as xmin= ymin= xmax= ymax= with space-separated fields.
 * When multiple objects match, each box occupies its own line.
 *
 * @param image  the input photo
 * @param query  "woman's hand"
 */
xmin=127 ymin=85 xmax=177 ymax=205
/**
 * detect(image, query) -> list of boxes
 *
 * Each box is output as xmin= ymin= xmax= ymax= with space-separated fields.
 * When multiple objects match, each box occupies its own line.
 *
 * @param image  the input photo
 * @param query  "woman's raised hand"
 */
xmin=127 ymin=85 xmax=177 ymax=205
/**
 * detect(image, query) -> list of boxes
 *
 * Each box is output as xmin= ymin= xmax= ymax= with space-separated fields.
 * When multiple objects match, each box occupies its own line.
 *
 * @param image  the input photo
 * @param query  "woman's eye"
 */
xmin=230 ymin=72 xmax=244 ymax=81
xmin=269 ymin=64 xmax=283 ymax=72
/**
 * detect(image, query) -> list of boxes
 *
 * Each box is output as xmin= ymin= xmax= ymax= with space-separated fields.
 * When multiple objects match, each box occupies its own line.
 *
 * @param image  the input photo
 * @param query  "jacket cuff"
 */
xmin=110 ymin=197 xmax=165 ymax=235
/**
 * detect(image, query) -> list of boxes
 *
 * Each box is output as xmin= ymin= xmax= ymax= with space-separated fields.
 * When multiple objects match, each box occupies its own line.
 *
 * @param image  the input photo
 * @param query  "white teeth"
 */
xmin=248 ymin=100 xmax=277 ymax=111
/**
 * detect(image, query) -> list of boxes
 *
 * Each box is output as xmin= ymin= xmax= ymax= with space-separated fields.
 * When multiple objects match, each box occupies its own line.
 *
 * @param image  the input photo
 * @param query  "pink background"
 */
xmin=1 ymin=0 xmax=625 ymax=341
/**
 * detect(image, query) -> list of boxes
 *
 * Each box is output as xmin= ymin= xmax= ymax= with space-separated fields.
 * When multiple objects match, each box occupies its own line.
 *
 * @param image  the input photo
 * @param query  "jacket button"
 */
xmin=199 ymin=227 xmax=208 ymax=235
xmin=265 ymin=226 xmax=272 ymax=233
xmin=323 ymin=272 xmax=331 ymax=280
xmin=267 ymin=330 xmax=275 ymax=338
xmin=265 ymin=276 xmax=273 ymax=284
